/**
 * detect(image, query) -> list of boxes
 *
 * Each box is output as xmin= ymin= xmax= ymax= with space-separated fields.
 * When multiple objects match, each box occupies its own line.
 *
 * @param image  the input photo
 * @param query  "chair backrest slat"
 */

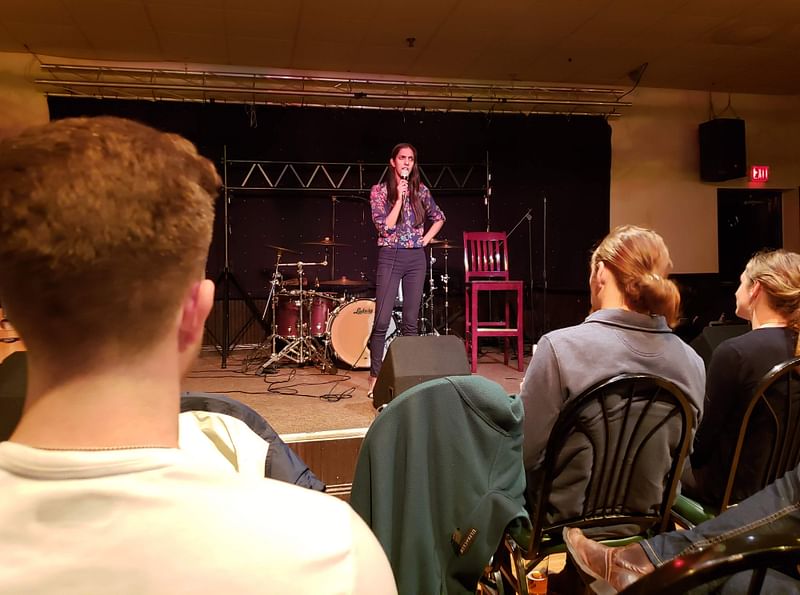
xmin=525 ymin=374 xmax=695 ymax=554
xmin=463 ymin=231 xmax=511 ymax=281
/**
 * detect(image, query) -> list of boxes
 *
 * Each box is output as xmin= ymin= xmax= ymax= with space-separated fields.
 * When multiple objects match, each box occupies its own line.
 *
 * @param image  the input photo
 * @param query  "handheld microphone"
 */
xmin=400 ymin=168 xmax=410 ymax=200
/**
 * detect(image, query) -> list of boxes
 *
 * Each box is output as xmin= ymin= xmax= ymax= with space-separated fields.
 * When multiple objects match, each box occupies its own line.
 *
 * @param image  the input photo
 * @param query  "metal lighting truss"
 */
xmin=36 ymin=62 xmax=632 ymax=117
xmin=226 ymin=159 xmax=486 ymax=194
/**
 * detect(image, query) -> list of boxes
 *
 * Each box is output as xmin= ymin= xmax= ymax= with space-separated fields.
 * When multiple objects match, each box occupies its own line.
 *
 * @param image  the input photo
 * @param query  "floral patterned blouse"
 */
xmin=370 ymin=182 xmax=446 ymax=248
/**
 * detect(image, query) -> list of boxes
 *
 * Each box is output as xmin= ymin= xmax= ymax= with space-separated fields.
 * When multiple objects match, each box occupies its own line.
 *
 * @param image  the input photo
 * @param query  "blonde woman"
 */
xmin=684 ymin=249 xmax=800 ymax=506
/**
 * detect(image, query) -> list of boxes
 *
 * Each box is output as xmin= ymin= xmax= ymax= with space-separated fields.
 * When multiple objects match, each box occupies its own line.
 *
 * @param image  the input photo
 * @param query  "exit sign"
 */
xmin=750 ymin=165 xmax=770 ymax=182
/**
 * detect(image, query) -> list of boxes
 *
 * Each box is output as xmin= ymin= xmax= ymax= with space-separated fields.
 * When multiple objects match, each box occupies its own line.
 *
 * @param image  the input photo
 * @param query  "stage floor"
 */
xmin=182 ymin=345 xmax=530 ymax=437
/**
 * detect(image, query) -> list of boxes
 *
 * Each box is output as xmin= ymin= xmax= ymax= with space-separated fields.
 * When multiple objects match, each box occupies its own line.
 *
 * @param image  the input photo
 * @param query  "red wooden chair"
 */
xmin=463 ymin=231 xmax=524 ymax=374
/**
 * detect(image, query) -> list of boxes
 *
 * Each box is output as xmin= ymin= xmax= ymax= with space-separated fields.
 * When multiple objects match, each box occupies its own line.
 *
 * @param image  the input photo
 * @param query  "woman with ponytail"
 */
xmin=519 ymin=225 xmax=706 ymax=525
xmin=684 ymin=249 xmax=800 ymax=506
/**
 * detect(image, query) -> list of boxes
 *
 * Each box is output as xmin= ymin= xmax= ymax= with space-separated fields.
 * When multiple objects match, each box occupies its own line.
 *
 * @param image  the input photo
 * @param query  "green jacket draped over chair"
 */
xmin=350 ymin=375 xmax=530 ymax=595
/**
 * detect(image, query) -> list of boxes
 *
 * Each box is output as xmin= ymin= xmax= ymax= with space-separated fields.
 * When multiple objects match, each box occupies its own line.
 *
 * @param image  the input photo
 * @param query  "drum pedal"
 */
xmin=258 ymin=364 xmax=280 ymax=376
xmin=321 ymin=362 xmax=339 ymax=375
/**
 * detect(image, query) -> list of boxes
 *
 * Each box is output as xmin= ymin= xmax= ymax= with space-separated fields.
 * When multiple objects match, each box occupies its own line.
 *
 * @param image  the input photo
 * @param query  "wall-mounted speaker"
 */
xmin=699 ymin=118 xmax=746 ymax=182
xmin=372 ymin=335 xmax=471 ymax=409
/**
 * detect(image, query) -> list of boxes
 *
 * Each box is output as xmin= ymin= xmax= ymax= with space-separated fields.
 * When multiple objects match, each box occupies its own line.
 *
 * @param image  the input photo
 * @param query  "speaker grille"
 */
xmin=699 ymin=118 xmax=746 ymax=182
xmin=372 ymin=336 xmax=470 ymax=409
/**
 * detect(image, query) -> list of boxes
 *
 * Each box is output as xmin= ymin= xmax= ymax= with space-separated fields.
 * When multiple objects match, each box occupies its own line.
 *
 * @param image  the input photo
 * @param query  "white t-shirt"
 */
xmin=0 ymin=442 xmax=396 ymax=594
xmin=178 ymin=410 xmax=270 ymax=477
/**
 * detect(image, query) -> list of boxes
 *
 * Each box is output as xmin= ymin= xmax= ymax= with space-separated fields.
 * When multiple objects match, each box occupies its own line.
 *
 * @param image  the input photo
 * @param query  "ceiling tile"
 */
xmin=0 ymin=0 xmax=72 ymax=25
xmin=159 ymin=32 xmax=229 ymax=64
xmin=145 ymin=0 xmax=225 ymax=7
xmin=291 ymin=40 xmax=365 ymax=73
xmin=227 ymin=36 xmax=294 ymax=67
xmin=675 ymin=0 xmax=752 ymax=18
xmin=225 ymin=8 xmax=299 ymax=40
xmin=65 ymin=1 xmax=151 ymax=27
xmin=146 ymin=4 xmax=225 ymax=36
xmin=2 ymin=22 xmax=91 ymax=55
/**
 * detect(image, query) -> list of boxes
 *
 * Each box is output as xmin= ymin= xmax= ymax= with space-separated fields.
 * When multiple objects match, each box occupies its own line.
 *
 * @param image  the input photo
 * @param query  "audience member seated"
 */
xmin=0 ymin=351 xmax=325 ymax=490
xmin=0 ymin=117 xmax=395 ymax=594
xmin=519 ymin=225 xmax=705 ymax=525
xmin=564 ymin=462 xmax=800 ymax=593
xmin=180 ymin=391 xmax=325 ymax=490
xmin=683 ymin=249 xmax=800 ymax=507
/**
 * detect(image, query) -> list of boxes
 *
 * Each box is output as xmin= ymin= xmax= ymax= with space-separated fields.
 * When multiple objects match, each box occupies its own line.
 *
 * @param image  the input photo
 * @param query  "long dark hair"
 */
xmin=386 ymin=142 xmax=424 ymax=227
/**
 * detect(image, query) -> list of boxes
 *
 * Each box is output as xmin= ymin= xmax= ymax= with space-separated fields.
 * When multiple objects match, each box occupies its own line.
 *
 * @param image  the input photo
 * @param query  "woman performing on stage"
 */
xmin=367 ymin=143 xmax=445 ymax=396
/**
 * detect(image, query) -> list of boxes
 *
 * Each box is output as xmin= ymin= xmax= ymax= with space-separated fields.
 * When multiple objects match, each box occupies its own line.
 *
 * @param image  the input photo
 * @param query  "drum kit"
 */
xmin=257 ymin=236 xmax=458 ymax=374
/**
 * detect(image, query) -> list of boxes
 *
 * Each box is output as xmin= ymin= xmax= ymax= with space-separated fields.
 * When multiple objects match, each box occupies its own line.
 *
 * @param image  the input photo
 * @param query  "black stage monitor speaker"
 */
xmin=690 ymin=323 xmax=750 ymax=369
xmin=372 ymin=335 xmax=471 ymax=409
xmin=699 ymin=118 xmax=746 ymax=182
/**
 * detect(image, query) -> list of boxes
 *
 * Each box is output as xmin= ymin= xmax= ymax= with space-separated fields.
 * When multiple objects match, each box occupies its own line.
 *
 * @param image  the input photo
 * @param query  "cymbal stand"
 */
xmin=420 ymin=248 xmax=440 ymax=336
xmin=258 ymin=257 xmax=332 ymax=373
xmin=441 ymin=247 xmax=452 ymax=335
xmin=261 ymin=251 xmax=284 ymax=323
xmin=260 ymin=252 xmax=284 ymax=362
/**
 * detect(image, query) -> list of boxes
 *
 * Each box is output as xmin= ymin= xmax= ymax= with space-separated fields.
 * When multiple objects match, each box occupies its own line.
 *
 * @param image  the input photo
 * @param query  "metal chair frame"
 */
xmin=620 ymin=533 xmax=800 ymax=595
xmin=673 ymin=356 xmax=800 ymax=527
xmin=504 ymin=374 xmax=696 ymax=594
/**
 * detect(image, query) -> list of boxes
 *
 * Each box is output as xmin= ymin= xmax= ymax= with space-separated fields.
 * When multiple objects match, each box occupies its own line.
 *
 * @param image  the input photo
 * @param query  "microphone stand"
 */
xmin=507 ymin=207 xmax=534 ymax=350
xmin=542 ymin=193 xmax=548 ymax=338
xmin=484 ymin=152 xmax=492 ymax=231
xmin=506 ymin=208 xmax=532 ymax=238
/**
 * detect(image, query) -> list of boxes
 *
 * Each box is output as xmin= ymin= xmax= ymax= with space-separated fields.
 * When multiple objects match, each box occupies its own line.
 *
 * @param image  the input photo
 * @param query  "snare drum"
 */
xmin=327 ymin=298 xmax=397 ymax=369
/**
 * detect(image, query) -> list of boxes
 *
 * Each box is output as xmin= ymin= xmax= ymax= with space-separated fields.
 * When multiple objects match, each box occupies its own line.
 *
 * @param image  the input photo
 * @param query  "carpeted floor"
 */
xmin=182 ymin=344 xmax=530 ymax=435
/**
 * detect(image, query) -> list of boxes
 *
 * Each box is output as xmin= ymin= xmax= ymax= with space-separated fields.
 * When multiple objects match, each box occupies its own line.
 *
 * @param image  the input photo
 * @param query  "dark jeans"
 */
xmin=369 ymin=246 xmax=426 ymax=378
xmin=643 ymin=464 xmax=800 ymax=592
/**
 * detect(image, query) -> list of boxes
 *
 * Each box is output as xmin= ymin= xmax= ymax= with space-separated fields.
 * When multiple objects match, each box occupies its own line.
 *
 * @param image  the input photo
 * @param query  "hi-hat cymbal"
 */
xmin=266 ymin=243 xmax=299 ymax=254
xmin=428 ymin=239 xmax=459 ymax=250
xmin=303 ymin=237 xmax=351 ymax=247
xmin=318 ymin=276 xmax=371 ymax=287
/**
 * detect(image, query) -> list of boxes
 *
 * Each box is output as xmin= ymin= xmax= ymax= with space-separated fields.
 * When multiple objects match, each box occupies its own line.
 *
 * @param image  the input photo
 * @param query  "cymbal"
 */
xmin=266 ymin=244 xmax=299 ymax=254
xmin=303 ymin=237 xmax=351 ymax=248
xmin=318 ymin=276 xmax=371 ymax=287
xmin=429 ymin=239 xmax=459 ymax=250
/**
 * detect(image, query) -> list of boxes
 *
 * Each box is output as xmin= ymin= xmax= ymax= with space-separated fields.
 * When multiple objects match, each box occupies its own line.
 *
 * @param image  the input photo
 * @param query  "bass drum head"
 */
xmin=327 ymin=299 xmax=397 ymax=369
xmin=328 ymin=299 xmax=375 ymax=369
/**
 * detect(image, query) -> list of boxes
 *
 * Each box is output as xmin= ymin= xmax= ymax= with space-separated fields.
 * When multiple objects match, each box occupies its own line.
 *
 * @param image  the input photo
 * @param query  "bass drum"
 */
xmin=327 ymin=298 xmax=397 ymax=369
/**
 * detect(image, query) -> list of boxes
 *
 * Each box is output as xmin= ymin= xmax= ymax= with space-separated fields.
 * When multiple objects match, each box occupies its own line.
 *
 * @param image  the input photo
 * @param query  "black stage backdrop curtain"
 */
xmin=48 ymin=98 xmax=610 ymax=337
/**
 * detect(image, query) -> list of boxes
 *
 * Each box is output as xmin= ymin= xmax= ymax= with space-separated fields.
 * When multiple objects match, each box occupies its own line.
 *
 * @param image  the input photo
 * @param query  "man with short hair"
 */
xmin=0 ymin=117 xmax=396 ymax=594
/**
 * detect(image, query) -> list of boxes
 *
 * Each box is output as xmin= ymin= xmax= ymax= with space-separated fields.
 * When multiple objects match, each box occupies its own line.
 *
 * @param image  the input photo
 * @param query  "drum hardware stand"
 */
xmin=388 ymin=309 xmax=403 ymax=343
xmin=258 ymin=257 xmax=333 ymax=374
xmin=261 ymin=252 xmax=284 ymax=323
xmin=441 ymin=248 xmax=452 ymax=336
xmin=420 ymin=248 xmax=440 ymax=336
xmin=508 ymin=206 xmax=536 ymax=345
xmin=208 ymin=154 xmax=271 ymax=369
